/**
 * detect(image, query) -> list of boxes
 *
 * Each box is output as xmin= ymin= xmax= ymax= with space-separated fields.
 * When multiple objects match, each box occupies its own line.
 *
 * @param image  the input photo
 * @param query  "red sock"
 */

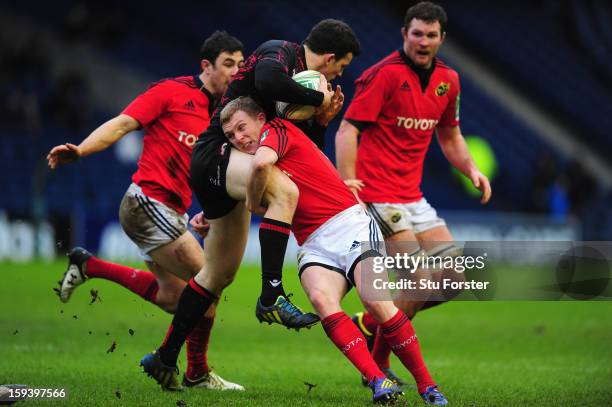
xmin=322 ymin=312 xmax=385 ymax=383
xmin=185 ymin=316 xmax=214 ymax=379
xmin=84 ymin=256 xmax=158 ymax=303
xmin=380 ymin=310 xmax=435 ymax=393
xmin=361 ymin=312 xmax=378 ymax=335
xmin=372 ymin=327 xmax=392 ymax=369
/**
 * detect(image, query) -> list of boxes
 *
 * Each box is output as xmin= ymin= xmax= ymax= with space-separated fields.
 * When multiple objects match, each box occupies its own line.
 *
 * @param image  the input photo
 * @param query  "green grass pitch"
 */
xmin=1 ymin=260 xmax=611 ymax=406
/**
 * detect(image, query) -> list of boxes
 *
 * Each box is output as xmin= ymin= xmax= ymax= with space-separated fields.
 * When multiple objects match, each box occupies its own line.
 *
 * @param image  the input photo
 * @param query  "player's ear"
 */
xmin=324 ymin=53 xmax=335 ymax=66
xmin=200 ymin=59 xmax=214 ymax=73
xmin=256 ymin=112 xmax=266 ymax=124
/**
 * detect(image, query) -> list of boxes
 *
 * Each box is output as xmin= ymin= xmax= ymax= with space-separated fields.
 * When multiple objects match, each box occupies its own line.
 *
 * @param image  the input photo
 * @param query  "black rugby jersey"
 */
xmin=196 ymin=40 xmax=327 ymax=150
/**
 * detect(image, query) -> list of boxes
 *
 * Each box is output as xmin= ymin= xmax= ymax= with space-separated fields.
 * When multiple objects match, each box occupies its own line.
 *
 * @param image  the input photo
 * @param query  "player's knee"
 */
xmin=173 ymin=240 xmax=204 ymax=276
xmin=306 ymin=288 xmax=339 ymax=316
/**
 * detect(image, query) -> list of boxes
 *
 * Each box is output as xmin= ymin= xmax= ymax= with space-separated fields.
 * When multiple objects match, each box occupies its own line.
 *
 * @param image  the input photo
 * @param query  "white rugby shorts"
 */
xmin=365 ymin=198 xmax=446 ymax=238
xmin=118 ymin=183 xmax=188 ymax=260
xmin=297 ymin=204 xmax=385 ymax=286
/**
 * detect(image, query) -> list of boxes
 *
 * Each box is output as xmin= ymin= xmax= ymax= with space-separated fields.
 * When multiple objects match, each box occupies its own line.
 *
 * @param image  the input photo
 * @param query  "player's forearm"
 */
xmin=335 ymin=120 xmax=360 ymax=179
xmin=254 ymin=61 xmax=324 ymax=106
xmin=78 ymin=115 xmax=138 ymax=157
xmin=438 ymin=130 xmax=478 ymax=177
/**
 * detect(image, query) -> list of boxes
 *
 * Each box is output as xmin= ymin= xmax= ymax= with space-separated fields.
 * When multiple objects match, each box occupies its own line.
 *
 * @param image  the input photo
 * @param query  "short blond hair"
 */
xmin=220 ymin=96 xmax=265 ymax=126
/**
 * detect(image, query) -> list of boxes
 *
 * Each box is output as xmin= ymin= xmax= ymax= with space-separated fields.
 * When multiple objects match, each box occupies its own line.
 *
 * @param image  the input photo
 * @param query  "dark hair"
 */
xmin=304 ymin=19 xmax=361 ymax=59
xmin=199 ymin=31 xmax=244 ymax=64
xmin=404 ymin=1 xmax=448 ymax=35
xmin=220 ymin=96 xmax=264 ymax=126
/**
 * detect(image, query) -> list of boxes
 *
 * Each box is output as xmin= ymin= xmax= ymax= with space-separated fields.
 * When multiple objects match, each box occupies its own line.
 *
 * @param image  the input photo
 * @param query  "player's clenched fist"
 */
xmin=47 ymin=143 xmax=82 ymax=169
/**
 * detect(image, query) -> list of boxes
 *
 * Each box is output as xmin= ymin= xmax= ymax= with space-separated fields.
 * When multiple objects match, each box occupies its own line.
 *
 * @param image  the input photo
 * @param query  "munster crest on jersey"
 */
xmin=435 ymin=82 xmax=450 ymax=96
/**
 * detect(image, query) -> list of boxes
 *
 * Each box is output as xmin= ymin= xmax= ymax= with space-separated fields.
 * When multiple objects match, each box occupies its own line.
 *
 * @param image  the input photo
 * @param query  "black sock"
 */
xmin=158 ymin=279 xmax=217 ymax=367
xmin=259 ymin=217 xmax=291 ymax=306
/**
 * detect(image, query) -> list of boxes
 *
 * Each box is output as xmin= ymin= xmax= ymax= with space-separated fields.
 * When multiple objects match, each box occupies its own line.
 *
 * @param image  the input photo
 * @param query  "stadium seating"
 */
xmin=1 ymin=0 xmax=611 ymax=240
xmin=442 ymin=0 xmax=612 ymax=154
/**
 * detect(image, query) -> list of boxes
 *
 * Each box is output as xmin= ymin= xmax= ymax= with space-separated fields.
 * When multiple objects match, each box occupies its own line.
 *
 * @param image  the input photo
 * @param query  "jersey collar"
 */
xmin=398 ymin=49 xmax=436 ymax=92
xmin=194 ymin=74 xmax=217 ymax=115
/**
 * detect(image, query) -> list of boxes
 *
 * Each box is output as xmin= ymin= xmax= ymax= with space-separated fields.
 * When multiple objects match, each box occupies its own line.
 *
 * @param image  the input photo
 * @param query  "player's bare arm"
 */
xmin=247 ymin=146 xmax=279 ymax=215
xmin=47 ymin=114 xmax=139 ymax=169
xmin=335 ymin=119 xmax=365 ymax=192
xmin=335 ymin=119 xmax=366 ymax=206
xmin=335 ymin=119 xmax=360 ymax=180
xmin=436 ymin=125 xmax=492 ymax=204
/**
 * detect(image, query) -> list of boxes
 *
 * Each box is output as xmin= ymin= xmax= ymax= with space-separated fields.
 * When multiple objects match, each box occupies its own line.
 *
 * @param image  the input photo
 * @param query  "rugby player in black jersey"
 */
xmin=141 ymin=19 xmax=361 ymax=390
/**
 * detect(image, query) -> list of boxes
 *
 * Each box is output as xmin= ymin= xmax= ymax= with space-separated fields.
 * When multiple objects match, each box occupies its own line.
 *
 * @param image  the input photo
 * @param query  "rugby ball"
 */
xmin=276 ymin=70 xmax=322 ymax=121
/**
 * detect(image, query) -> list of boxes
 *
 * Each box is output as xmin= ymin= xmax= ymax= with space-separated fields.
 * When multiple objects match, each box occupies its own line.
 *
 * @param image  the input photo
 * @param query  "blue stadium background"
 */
xmin=1 ymin=0 xmax=611 ymax=259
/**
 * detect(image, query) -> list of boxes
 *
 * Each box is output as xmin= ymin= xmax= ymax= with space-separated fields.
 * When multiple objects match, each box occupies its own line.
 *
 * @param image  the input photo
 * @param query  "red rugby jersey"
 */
xmin=259 ymin=118 xmax=357 ymax=245
xmin=122 ymin=75 xmax=215 ymax=213
xmin=344 ymin=50 xmax=460 ymax=203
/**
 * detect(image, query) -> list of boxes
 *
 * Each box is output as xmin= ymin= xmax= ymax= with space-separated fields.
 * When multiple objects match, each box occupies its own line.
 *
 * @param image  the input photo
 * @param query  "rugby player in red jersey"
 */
xmin=336 ymin=1 xmax=492 ymax=385
xmin=46 ymin=31 xmax=245 ymax=390
xmin=139 ymin=20 xmax=360 ymax=391
xmin=219 ymin=96 xmax=448 ymax=405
